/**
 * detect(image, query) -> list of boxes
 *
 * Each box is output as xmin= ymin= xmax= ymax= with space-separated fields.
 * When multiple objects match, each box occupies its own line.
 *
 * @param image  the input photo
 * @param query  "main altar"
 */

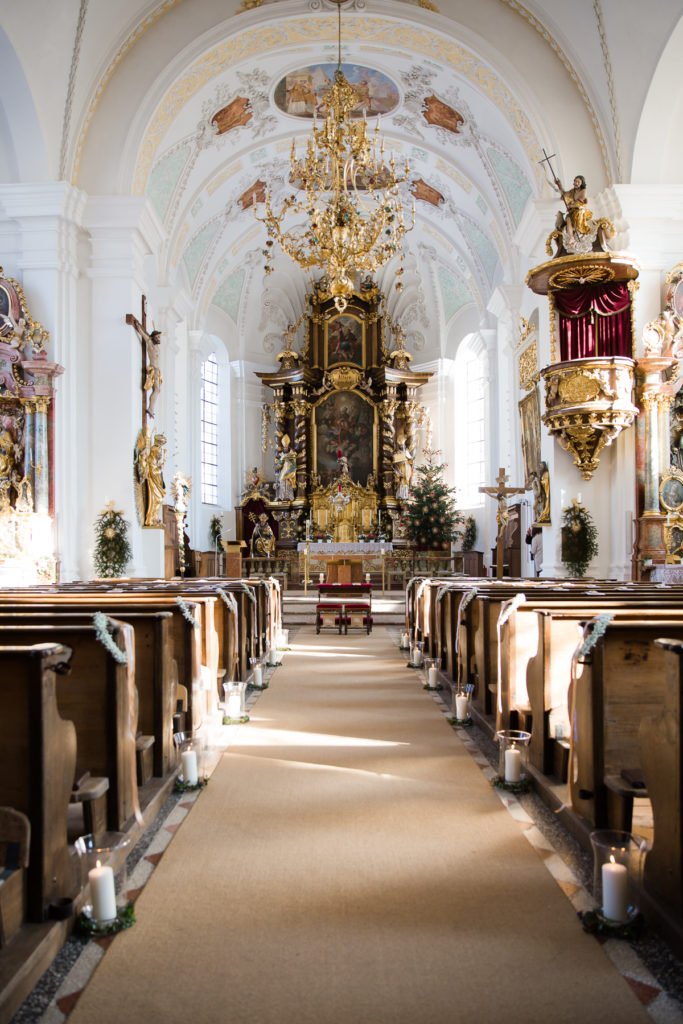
xmin=235 ymin=279 xmax=431 ymax=570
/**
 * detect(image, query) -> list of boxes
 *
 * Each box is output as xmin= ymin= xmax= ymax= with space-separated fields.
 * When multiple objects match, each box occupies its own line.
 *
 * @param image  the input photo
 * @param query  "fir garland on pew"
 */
xmin=93 ymin=503 xmax=132 ymax=578
xmin=561 ymin=500 xmax=598 ymax=578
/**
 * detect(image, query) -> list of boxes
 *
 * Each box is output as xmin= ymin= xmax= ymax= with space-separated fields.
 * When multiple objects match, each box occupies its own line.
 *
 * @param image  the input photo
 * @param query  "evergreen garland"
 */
xmin=209 ymin=514 xmax=222 ymax=546
xmin=461 ymin=515 xmax=477 ymax=552
xmin=561 ymin=500 xmax=598 ymax=577
xmin=93 ymin=504 xmax=132 ymax=578
xmin=403 ymin=449 xmax=464 ymax=550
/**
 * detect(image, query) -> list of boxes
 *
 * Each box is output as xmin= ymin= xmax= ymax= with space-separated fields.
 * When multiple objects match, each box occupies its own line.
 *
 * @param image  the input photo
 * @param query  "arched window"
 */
xmin=454 ymin=338 xmax=488 ymax=507
xmin=200 ymin=353 xmax=219 ymax=505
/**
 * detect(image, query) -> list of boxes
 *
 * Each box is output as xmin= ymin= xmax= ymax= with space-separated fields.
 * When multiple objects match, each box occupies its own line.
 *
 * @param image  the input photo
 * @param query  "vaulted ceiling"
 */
xmin=2 ymin=0 xmax=682 ymax=362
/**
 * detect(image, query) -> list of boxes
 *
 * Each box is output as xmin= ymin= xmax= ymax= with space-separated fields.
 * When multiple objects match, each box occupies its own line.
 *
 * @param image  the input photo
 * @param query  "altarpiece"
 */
xmin=236 ymin=281 xmax=430 ymax=568
xmin=0 ymin=269 xmax=63 ymax=583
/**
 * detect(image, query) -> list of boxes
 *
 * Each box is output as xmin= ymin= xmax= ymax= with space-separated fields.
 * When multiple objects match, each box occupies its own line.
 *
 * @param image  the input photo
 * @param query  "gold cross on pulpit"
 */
xmin=479 ymin=467 xmax=526 ymax=579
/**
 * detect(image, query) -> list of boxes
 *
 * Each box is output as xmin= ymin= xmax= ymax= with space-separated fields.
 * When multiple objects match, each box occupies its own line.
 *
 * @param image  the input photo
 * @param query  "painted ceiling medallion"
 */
xmin=274 ymin=64 xmax=399 ymax=119
xmin=211 ymin=96 xmax=252 ymax=135
xmin=411 ymin=179 xmax=444 ymax=207
xmin=240 ymin=180 xmax=267 ymax=210
xmin=422 ymin=95 xmax=464 ymax=134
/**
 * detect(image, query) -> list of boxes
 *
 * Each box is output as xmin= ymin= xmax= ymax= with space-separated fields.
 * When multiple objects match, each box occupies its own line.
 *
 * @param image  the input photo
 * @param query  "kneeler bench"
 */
xmin=70 ymin=773 xmax=109 ymax=837
xmin=341 ymin=602 xmax=372 ymax=635
xmin=316 ymin=603 xmax=345 ymax=635
xmin=604 ymin=773 xmax=649 ymax=832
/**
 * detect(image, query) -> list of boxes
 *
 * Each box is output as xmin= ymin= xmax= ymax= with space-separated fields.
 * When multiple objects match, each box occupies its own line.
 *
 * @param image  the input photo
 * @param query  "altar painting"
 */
xmin=519 ymin=387 xmax=541 ymax=489
xmin=326 ymin=315 xmax=364 ymax=368
xmin=314 ymin=391 xmax=375 ymax=486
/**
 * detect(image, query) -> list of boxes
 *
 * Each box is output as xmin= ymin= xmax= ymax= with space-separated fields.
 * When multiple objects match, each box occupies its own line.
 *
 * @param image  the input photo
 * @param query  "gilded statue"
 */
xmin=275 ymin=433 xmax=297 ymax=501
xmin=250 ymin=512 xmax=276 ymax=558
xmin=540 ymin=151 xmax=614 ymax=258
xmin=135 ymin=429 xmax=166 ymax=526
xmin=393 ymin=435 xmax=414 ymax=499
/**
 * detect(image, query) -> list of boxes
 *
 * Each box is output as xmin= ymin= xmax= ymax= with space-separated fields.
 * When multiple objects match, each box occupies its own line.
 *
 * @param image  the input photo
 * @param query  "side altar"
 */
xmin=235 ymin=280 xmax=431 ymax=558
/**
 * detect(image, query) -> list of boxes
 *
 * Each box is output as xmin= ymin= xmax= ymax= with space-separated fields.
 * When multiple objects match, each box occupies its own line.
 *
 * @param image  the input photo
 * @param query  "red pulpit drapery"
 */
xmin=555 ymin=283 xmax=632 ymax=360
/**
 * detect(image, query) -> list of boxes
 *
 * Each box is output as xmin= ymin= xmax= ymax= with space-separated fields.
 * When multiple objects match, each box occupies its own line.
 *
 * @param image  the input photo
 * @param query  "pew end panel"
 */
xmin=0 ymin=645 xmax=77 ymax=924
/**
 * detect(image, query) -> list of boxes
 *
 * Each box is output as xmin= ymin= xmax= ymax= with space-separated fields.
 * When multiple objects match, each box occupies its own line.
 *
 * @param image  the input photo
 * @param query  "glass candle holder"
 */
xmin=75 ymin=832 xmax=131 ymax=924
xmin=423 ymin=657 xmax=441 ymax=688
xmin=453 ymin=688 xmax=471 ymax=722
xmin=276 ymin=628 xmax=289 ymax=649
xmin=590 ymin=830 xmax=647 ymax=924
xmin=496 ymin=729 xmax=532 ymax=783
xmin=223 ymin=680 xmax=249 ymax=722
xmin=365 ymin=572 xmax=371 ymax=584
xmin=173 ymin=731 xmax=204 ymax=784
xmin=399 ymin=630 xmax=410 ymax=651
xmin=411 ymin=640 xmax=424 ymax=667
xmin=249 ymin=656 xmax=265 ymax=689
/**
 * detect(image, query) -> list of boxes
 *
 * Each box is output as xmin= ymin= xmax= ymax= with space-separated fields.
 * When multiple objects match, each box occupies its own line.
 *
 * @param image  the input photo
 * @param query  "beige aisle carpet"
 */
xmin=68 ymin=627 xmax=650 ymax=1024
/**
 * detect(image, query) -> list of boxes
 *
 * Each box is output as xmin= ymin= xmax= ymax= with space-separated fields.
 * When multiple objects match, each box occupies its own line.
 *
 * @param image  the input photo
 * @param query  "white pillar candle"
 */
xmin=89 ymin=859 xmax=117 ymax=923
xmin=412 ymin=647 xmax=423 ymax=667
xmin=602 ymin=857 xmax=629 ymax=922
xmin=252 ymin=664 xmax=262 ymax=688
xmin=428 ymin=666 xmax=438 ymax=688
xmin=455 ymin=695 xmax=469 ymax=720
xmin=319 ymin=573 xmax=324 ymax=583
xmin=227 ymin=692 xmax=242 ymax=719
xmin=181 ymin=749 xmax=198 ymax=785
xmin=365 ymin=573 xmax=371 ymax=583
xmin=401 ymin=632 xmax=409 ymax=649
xmin=504 ymin=747 xmax=522 ymax=783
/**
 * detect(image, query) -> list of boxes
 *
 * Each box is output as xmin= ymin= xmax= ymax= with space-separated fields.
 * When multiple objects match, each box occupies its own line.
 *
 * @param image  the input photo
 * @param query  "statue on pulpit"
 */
xmin=275 ymin=434 xmax=297 ymax=501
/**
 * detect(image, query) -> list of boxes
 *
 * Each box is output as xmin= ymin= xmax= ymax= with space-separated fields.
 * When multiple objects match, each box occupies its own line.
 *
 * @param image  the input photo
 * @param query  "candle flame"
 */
xmin=96 ymin=859 xmax=102 ymax=869
xmin=609 ymin=855 xmax=616 ymax=864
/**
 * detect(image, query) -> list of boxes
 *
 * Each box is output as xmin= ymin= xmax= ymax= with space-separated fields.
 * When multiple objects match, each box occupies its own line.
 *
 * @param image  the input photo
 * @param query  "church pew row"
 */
xmin=0 ymin=622 xmax=139 ymax=835
xmin=0 ymin=610 xmax=175 ymax=779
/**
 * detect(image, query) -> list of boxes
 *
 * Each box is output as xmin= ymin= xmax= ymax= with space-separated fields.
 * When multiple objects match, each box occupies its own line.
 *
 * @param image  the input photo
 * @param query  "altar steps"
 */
xmin=282 ymin=591 xmax=406 ymax=629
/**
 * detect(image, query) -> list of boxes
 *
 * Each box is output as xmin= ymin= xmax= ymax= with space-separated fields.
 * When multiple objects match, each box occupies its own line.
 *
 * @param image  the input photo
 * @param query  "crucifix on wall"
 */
xmin=480 ymin=467 xmax=525 ymax=579
xmin=125 ymin=295 xmax=163 ymax=426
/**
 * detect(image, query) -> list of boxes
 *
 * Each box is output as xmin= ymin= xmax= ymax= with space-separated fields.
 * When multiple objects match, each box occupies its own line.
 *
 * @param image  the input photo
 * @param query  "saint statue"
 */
xmin=540 ymin=150 xmax=614 ymax=257
xmin=275 ymin=434 xmax=297 ymax=501
xmin=393 ymin=435 xmax=414 ymax=499
xmin=135 ymin=429 xmax=167 ymax=526
xmin=250 ymin=513 xmax=276 ymax=558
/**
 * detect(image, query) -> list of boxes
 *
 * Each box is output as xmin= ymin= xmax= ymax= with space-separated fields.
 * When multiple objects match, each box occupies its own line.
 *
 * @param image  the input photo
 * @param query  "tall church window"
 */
xmin=455 ymin=340 xmax=487 ymax=507
xmin=200 ymin=353 xmax=219 ymax=504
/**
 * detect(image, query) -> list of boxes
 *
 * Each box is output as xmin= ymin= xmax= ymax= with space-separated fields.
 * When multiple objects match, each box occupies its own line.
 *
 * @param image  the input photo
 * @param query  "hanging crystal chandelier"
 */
xmin=258 ymin=0 xmax=414 ymax=312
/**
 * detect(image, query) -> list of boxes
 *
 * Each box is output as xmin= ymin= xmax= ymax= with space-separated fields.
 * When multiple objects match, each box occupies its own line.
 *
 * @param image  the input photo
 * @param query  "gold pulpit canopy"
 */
xmin=310 ymin=475 xmax=378 ymax=542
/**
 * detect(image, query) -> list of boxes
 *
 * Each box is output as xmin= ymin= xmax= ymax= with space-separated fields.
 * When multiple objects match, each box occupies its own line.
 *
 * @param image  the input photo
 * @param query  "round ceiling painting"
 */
xmin=274 ymin=64 xmax=400 ymax=119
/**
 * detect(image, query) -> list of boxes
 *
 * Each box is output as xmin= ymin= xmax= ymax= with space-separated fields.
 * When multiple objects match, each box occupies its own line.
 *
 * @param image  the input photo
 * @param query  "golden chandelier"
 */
xmin=259 ymin=0 xmax=414 ymax=312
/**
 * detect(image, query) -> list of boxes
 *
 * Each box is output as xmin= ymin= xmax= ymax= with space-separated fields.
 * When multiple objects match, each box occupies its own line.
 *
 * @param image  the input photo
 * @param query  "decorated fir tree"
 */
xmin=93 ymin=503 xmax=132 ymax=578
xmin=403 ymin=448 xmax=464 ymax=550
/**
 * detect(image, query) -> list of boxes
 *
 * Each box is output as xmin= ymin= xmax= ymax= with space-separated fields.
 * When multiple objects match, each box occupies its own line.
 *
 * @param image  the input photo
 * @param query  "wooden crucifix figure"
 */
xmin=126 ymin=295 xmax=163 ymax=426
xmin=479 ymin=467 xmax=526 ymax=579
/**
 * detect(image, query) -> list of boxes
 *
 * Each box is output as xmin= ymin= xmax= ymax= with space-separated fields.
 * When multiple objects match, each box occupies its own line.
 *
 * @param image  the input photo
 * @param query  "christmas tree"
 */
xmin=403 ymin=448 xmax=464 ymax=550
xmin=93 ymin=503 xmax=132 ymax=578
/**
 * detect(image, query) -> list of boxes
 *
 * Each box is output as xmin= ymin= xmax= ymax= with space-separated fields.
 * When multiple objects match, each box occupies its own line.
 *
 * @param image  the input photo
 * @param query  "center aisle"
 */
xmin=68 ymin=626 xmax=649 ymax=1024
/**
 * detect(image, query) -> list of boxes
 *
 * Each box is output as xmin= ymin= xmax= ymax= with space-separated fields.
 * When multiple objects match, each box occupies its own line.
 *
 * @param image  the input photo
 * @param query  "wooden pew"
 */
xmin=0 ymin=595 xmax=203 ymax=735
xmin=0 ymin=644 xmax=76 ymax=923
xmin=642 ymin=639 xmax=683 ymax=942
xmin=0 ymin=622 xmax=138 ymax=833
xmin=569 ymin=617 xmax=683 ymax=831
xmin=0 ymin=610 xmax=175 ymax=779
